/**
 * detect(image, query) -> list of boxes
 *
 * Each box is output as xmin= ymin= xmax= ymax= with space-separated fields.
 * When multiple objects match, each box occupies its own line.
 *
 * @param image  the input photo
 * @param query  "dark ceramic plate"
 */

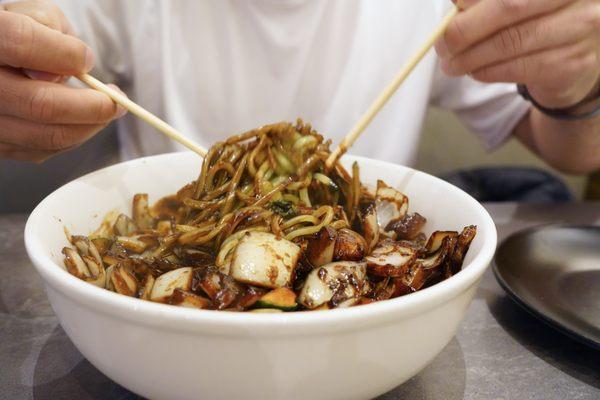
xmin=493 ymin=224 xmax=600 ymax=350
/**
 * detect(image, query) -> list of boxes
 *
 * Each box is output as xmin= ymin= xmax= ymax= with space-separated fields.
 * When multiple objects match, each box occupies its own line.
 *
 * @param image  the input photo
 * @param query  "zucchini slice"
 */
xmin=254 ymin=287 xmax=298 ymax=311
xmin=251 ymin=308 xmax=283 ymax=313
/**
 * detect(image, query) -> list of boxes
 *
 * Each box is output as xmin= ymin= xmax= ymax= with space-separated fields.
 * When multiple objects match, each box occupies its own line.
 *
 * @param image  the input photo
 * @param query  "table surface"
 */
xmin=1 ymin=203 xmax=599 ymax=400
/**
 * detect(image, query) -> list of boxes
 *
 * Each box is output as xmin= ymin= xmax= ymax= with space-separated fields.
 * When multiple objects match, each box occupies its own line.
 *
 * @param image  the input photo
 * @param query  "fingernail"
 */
xmin=84 ymin=47 xmax=95 ymax=72
xmin=107 ymin=84 xmax=128 ymax=117
xmin=107 ymin=83 xmax=126 ymax=95
xmin=23 ymin=69 xmax=62 ymax=82
xmin=440 ymin=58 xmax=453 ymax=74
xmin=434 ymin=38 xmax=450 ymax=58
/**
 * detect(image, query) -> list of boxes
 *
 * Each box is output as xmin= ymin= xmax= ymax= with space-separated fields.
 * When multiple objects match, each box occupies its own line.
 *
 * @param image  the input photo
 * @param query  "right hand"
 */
xmin=0 ymin=0 xmax=126 ymax=163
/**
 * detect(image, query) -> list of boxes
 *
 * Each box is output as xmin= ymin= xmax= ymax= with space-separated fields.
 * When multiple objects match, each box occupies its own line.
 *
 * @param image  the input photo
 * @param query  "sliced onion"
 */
xmin=150 ymin=267 xmax=193 ymax=302
xmin=229 ymin=232 xmax=300 ymax=288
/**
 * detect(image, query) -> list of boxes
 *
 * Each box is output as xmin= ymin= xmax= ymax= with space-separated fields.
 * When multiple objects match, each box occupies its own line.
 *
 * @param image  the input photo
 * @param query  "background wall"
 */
xmin=417 ymin=108 xmax=587 ymax=199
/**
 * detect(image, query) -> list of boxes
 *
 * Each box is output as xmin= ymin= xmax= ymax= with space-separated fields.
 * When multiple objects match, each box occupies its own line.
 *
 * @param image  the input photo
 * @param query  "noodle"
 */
xmin=61 ymin=119 xmax=477 ymax=313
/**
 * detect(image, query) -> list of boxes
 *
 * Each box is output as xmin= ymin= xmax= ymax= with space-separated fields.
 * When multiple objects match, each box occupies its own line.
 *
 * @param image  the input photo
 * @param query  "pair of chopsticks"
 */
xmin=78 ymin=6 xmax=458 ymax=164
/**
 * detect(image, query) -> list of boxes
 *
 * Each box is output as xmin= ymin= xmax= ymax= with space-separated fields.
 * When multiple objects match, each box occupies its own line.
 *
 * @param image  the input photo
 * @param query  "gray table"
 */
xmin=1 ymin=203 xmax=599 ymax=400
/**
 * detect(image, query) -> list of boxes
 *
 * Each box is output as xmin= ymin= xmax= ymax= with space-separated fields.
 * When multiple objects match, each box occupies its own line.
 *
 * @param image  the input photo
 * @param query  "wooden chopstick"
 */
xmin=325 ymin=6 xmax=459 ymax=169
xmin=77 ymin=74 xmax=207 ymax=157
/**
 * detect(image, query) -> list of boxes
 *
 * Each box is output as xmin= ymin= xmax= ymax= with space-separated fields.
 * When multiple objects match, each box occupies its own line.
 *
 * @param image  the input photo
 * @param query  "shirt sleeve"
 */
xmin=51 ymin=0 xmax=131 ymax=84
xmin=429 ymin=62 xmax=531 ymax=151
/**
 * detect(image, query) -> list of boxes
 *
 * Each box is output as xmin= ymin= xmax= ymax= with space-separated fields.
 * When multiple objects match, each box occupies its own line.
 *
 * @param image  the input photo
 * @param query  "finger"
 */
xmin=5 ymin=0 xmax=76 ymax=83
xmin=441 ymin=1 xmax=592 ymax=76
xmin=3 ymin=0 xmax=71 ymax=33
xmin=470 ymin=42 xmax=597 ymax=88
xmin=23 ymin=69 xmax=62 ymax=82
xmin=0 ymin=10 xmax=93 ymax=75
xmin=0 ymin=114 xmax=107 ymax=151
xmin=0 ymin=68 xmax=127 ymax=124
xmin=0 ymin=142 xmax=65 ymax=163
xmin=435 ymin=0 xmax=572 ymax=58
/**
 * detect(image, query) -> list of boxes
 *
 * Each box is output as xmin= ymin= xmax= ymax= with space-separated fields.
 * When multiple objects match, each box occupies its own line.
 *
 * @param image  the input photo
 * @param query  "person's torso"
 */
xmin=114 ymin=0 xmax=450 ymax=164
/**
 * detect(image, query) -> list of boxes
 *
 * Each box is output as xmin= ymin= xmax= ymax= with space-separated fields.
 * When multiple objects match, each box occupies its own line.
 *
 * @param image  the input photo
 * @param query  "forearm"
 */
xmin=514 ymin=107 xmax=600 ymax=175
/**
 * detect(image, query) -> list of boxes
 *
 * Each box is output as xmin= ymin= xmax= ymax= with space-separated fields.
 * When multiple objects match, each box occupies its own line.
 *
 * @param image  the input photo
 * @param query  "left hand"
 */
xmin=435 ymin=0 xmax=600 ymax=109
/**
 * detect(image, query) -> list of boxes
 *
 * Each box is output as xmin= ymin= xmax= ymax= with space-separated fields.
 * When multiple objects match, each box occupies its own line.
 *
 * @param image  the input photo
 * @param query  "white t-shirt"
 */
xmin=56 ymin=0 xmax=530 ymax=165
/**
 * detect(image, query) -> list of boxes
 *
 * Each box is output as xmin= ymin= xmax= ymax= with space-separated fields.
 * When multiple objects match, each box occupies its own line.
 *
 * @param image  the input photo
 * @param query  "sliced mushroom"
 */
xmin=139 ymin=274 xmax=155 ymax=300
xmin=175 ymin=247 xmax=214 ymax=267
xmin=448 ymin=225 xmax=477 ymax=274
xmin=375 ymin=181 xmax=408 ymax=230
xmin=110 ymin=264 xmax=138 ymax=297
xmin=62 ymin=247 xmax=90 ymax=279
xmin=156 ymin=220 xmax=173 ymax=236
xmin=359 ymin=202 xmax=379 ymax=253
xmin=194 ymin=268 xmax=224 ymax=299
xmin=81 ymin=255 xmax=106 ymax=287
xmin=370 ymin=277 xmax=396 ymax=301
xmin=102 ymin=253 xmax=122 ymax=267
xmin=391 ymin=278 xmax=414 ymax=297
xmin=236 ymin=286 xmax=267 ymax=309
xmin=116 ymin=236 xmax=149 ymax=253
xmin=105 ymin=265 xmax=115 ymax=290
xmin=229 ymin=231 xmax=301 ymax=289
xmin=385 ymin=213 xmax=427 ymax=240
xmin=150 ymin=267 xmax=193 ymax=302
xmin=425 ymin=231 xmax=458 ymax=253
xmin=168 ymin=288 xmax=212 ymax=309
xmin=90 ymin=237 xmax=112 ymax=255
xmin=365 ymin=239 xmax=417 ymax=277
xmin=418 ymin=233 xmax=457 ymax=270
xmin=114 ymin=214 xmax=138 ymax=236
xmin=298 ymin=261 xmax=366 ymax=309
xmin=192 ymin=267 xmax=246 ymax=309
xmin=133 ymin=194 xmax=155 ymax=230
xmin=306 ymin=226 xmax=337 ymax=268
xmin=401 ymin=265 xmax=433 ymax=291
xmin=72 ymin=236 xmax=103 ymax=266
xmin=333 ymin=228 xmax=366 ymax=261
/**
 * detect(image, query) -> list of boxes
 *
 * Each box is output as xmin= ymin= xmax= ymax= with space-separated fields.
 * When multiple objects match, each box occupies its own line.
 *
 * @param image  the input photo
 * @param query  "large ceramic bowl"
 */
xmin=25 ymin=152 xmax=496 ymax=400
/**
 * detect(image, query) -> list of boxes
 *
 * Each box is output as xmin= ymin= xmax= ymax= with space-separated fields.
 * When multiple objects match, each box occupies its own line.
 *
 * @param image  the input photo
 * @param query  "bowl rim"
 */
xmin=25 ymin=152 xmax=497 ymax=337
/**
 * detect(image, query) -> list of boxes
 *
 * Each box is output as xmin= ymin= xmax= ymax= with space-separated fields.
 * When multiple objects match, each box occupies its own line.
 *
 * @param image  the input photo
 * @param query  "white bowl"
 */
xmin=25 ymin=152 xmax=496 ymax=400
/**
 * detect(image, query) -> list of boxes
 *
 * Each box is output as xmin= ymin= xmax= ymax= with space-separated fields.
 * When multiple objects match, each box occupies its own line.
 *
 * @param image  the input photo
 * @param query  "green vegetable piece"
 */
xmin=250 ymin=308 xmax=284 ymax=313
xmin=254 ymin=287 xmax=298 ymax=311
xmin=268 ymin=200 xmax=297 ymax=220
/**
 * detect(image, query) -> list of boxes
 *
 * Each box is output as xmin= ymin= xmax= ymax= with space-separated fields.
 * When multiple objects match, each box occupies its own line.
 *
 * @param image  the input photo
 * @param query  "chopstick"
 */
xmin=77 ymin=74 xmax=207 ymax=157
xmin=325 ymin=6 xmax=459 ymax=169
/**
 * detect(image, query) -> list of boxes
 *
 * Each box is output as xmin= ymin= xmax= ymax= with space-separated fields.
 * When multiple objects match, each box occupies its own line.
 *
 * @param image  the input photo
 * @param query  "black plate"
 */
xmin=493 ymin=224 xmax=600 ymax=350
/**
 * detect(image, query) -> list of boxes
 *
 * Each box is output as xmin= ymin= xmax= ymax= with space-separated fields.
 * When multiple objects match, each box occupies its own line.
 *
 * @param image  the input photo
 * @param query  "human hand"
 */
xmin=0 ymin=0 xmax=126 ymax=163
xmin=435 ymin=0 xmax=600 ymax=109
